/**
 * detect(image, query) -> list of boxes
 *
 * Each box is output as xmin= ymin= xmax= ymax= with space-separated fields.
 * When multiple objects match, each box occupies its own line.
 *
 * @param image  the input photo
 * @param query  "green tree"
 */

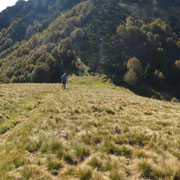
xmin=30 ymin=63 xmax=50 ymax=83
xmin=124 ymin=69 xmax=138 ymax=86
xmin=124 ymin=57 xmax=143 ymax=86
xmin=127 ymin=57 xmax=143 ymax=78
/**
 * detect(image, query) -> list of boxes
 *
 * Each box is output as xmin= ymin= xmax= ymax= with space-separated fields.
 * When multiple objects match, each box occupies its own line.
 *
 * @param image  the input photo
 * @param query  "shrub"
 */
xmin=171 ymin=97 xmax=179 ymax=103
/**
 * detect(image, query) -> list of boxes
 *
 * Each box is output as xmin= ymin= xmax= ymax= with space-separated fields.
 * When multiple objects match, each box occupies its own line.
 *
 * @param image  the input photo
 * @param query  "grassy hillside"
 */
xmin=0 ymin=76 xmax=180 ymax=179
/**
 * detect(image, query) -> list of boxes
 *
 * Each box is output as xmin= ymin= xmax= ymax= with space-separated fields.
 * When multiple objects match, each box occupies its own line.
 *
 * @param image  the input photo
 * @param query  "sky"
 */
xmin=0 ymin=0 xmax=28 ymax=13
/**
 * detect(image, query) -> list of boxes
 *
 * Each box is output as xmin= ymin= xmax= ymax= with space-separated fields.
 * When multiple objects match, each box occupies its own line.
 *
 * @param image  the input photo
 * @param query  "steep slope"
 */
xmin=0 ymin=76 xmax=180 ymax=179
xmin=0 ymin=0 xmax=179 ymax=89
xmin=0 ymin=0 xmax=85 ymax=53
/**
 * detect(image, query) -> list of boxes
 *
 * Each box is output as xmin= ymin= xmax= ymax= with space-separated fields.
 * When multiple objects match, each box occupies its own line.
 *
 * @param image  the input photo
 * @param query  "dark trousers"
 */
xmin=62 ymin=80 xmax=66 ymax=89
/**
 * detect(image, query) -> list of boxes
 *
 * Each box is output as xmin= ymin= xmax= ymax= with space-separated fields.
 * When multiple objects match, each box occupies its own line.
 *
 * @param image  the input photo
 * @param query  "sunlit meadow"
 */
xmin=0 ymin=75 xmax=180 ymax=179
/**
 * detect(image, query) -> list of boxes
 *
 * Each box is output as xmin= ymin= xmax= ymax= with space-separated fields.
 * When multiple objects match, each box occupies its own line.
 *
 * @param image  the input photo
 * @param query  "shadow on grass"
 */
xmin=118 ymin=82 xmax=180 ymax=102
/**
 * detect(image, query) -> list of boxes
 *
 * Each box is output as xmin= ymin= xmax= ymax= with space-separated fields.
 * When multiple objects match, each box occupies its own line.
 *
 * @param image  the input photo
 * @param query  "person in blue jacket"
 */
xmin=61 ymin=73 xmax=67 ymax=89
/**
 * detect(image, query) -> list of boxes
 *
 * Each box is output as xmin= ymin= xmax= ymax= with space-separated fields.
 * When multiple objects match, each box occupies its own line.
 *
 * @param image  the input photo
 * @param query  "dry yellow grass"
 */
xmin=0 ymin=76 xmax=180 ymax=179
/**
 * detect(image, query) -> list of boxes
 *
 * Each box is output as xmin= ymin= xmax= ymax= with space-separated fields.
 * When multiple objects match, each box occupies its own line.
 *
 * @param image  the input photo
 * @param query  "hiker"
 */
xmin=61 ymin=73 xmax=67 ymax=89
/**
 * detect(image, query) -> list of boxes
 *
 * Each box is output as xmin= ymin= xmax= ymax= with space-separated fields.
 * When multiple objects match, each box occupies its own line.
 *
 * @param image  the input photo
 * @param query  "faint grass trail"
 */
xmin=0 ymin=85 xmax=61 ymax=148
xmin=0 ymin=91 xmax=62 ymax=180
xmin=0 ymin=101 xmax=41 ymax=147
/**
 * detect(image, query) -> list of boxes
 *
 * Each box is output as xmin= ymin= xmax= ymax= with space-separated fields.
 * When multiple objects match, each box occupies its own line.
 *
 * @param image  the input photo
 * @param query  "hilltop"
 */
xmin=0 ymin=76 xmax=180 ymax=179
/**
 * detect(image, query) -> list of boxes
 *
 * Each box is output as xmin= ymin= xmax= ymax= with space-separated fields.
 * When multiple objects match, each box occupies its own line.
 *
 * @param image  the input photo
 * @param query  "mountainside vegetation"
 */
xmin=0 ymin=0 xmax=179 ymax=98
xmin=0 ymin=1 xmax=180 ymax=179
xmin=0 ymin=76 xmax=180 ymax=179
xmin=0 ymin=0 xmax=85 ymax=51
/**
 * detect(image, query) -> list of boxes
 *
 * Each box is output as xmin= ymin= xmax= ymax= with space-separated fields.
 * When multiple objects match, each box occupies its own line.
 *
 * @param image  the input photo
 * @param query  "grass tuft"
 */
xmin=74 ymin=144 xmax=90 ymax=160
xmin=87 ymin=156 xmax=103 ymax=171
xmin=47 ymin=159 xmax=63 ymax=171
xmin=136 ymin=159 xmax=154 ymax=178
xmin=104 ymin=141 xmax=133 ymax=157
xmin=109 ymin=169 xmax=127 ymax=180
xmin=63 ymin=152 xmax=76 ymax=164
xmin=78 ymin=165 xmax=93 ymax=180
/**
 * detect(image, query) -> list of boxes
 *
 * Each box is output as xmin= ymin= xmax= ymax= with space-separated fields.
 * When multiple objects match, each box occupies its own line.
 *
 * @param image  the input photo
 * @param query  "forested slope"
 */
xmin=0 ymin=0 xmax=179 ymax=92
xmin=0 ymin=0 xmax=85 ymax=53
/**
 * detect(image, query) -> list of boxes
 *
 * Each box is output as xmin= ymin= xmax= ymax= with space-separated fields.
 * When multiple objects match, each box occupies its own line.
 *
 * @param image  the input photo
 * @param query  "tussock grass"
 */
xmin=109 ymin=169 xmax=127 ymax=180
xmin=77 ymin=164 xmax=93 ymax=180
xmin=0 ymin=76 xmax=180 ymax=179
xmin=73 ymin=143 xmax=90 ymax=161
xmin=20 ymin=165 xmax=53 ymax=180
xmin=87 ymin=156 xmax=104 ymax=171
xmin=47 ymin=159 xmax=63 ymax=171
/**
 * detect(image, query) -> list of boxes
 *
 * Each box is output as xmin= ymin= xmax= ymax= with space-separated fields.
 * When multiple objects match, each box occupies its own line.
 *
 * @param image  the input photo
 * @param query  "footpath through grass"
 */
xmin=0 ymin=75 xmax=180 ymax=180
